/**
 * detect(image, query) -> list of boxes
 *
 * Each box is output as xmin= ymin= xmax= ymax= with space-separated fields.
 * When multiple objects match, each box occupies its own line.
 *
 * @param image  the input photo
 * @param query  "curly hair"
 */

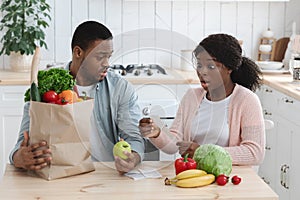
xmin=193 ymin=33 xmax=262 ymax=91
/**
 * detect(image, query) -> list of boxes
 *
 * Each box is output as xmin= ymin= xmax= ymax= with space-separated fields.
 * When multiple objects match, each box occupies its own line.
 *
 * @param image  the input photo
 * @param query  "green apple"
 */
xmin=113 ymin=140 xmax=132 ymax=160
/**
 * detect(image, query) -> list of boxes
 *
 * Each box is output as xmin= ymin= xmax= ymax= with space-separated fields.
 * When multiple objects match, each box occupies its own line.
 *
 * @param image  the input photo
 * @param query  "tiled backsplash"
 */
xmin=0 ymin=0 xmax=299 ymax=70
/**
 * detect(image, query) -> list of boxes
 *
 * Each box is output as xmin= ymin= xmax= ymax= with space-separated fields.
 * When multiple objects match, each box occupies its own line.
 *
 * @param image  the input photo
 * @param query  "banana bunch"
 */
xmin=165 ymin=169 xmax=215 ymax=188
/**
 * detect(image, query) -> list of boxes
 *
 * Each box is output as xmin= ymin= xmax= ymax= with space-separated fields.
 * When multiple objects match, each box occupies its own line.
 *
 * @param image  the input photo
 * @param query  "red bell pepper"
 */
xmin=174 ymin=154 xmax=197 ymax=175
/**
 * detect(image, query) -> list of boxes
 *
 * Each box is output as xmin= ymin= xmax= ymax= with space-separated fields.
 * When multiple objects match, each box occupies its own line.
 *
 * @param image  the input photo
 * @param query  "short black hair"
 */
xmin=193 ymin=33 xmax=261 ymax=91
xmin=71 ymin=21 xmax=113 ymax=51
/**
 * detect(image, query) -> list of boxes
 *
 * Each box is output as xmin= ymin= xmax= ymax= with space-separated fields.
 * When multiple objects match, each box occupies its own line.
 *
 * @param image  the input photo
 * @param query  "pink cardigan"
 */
xmin=151 ymin=84 xmax=265 ymax=165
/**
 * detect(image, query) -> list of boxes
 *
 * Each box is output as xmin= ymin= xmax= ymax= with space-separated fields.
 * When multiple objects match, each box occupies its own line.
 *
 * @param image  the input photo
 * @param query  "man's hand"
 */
xmin=114 ymin=151 xmax=141 ymax=174
xmin=13 ymin=131 xmax=52 ymax=170
xmin=176 ymin=141 xmax=200 ymax=158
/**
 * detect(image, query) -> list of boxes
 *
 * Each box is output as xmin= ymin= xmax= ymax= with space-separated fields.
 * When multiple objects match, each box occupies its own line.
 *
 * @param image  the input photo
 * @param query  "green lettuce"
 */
xmin=193 ymin=144 xmax=232 ymax=176
xmin=24 ymin=68 xmax=75 ymax=102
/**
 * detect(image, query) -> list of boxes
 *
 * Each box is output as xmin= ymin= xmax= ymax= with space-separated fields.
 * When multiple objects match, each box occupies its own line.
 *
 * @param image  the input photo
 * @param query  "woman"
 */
xmin=139 ymin=33 xmax=265 ymax=165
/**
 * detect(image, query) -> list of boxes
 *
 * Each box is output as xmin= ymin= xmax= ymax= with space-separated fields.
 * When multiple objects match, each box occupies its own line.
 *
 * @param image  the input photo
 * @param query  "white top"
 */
xmin=76 ymin=84 xmax=112 ymax=161
xmin=190 ymin=94 xmax=231 ymax=147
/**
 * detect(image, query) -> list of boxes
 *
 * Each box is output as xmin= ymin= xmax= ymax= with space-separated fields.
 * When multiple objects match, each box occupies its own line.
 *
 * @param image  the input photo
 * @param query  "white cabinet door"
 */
xmin=290 ymin=125 xmax=300 ymax=200
xmin=258 ymin=115 xmax=277 ymax=189
xmin=257 ymin=85 xmax=278 ymax=189
xmin=276 ymin=92 xmax=300 ymax=200
xmin=275 ymin=116 xmax=292 ymax=200
xmin=0 ymin=107 xmax=24 ymax=179
xmin=0 ymin=85 xmax=28 ymax=180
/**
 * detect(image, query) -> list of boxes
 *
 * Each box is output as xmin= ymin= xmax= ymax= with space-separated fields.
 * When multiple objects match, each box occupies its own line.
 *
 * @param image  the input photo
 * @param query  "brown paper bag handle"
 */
xmin=30 ymin=46 xmax=41 ymax=85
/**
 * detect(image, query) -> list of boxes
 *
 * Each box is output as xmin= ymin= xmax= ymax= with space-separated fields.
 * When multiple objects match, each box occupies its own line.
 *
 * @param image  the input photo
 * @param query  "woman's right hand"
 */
xmin=13 ymin=131 xmax=52 ymax=170
xmin=139 ymin=118 xmax=161 ymax=138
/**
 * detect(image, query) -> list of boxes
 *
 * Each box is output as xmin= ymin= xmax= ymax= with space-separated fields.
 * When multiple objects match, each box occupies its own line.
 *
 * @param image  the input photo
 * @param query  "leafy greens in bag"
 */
xmin=24 ymin=68 xmax=75 ymax=102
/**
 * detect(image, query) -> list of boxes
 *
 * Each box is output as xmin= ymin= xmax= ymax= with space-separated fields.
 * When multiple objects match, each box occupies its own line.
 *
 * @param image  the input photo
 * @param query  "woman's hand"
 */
xmin=13 ymin=131 xmax=52 ymax=170
xmin=176 ymin=141 xmax=200 ymax=158
xmin=139 ymin=118 xmax=160 ymax=138
xmin=114 ymin=151 xmax=141 ymax=174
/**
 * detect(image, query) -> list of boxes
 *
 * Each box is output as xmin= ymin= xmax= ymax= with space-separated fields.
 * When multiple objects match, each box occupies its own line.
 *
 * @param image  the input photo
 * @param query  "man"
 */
xmin=10 ymin=21 xmax=144 ymax=173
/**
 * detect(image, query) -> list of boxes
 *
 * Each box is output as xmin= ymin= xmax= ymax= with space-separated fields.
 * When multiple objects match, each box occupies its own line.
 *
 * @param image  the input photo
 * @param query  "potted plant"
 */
xmin=0 ymin=0 xmax=51 ymax=72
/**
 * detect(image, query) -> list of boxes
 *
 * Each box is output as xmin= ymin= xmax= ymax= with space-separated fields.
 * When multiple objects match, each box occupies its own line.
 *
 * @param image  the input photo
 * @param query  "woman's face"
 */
xmin=76 ymin=39 xmax=113 ymax=85
xmin=196 ymin=51 xmax=232 ymax=92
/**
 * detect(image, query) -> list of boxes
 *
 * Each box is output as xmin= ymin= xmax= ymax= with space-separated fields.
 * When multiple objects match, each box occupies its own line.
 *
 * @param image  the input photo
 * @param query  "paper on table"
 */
xmin=125 ymin=168 xmax=162 ymax=180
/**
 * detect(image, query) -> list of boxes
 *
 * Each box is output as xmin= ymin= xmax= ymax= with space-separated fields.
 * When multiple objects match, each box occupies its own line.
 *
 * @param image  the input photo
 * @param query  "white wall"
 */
xmin=0 ymin=0 xmax=300 ymax=70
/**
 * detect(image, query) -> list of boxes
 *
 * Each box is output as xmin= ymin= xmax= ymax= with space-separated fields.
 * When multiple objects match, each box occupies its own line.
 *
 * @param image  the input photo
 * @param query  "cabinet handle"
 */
xmin=265 ymin=88 xmax=273 ymax=93
xmin=282 ymin=97 xmax=293 ymax=104
xmin=265 ymin=146 xmax=271 ymax=150
xmin=280 ymin=165 xmax=285 ymax=187
xmin=263 ymin=110 xmax=272 ymax=116
xmin=283 ymin=165 xmax=290 ymax=189
xmin=280 ymin=164 xmax=290 ymax=189
xmin=261 ymin=177 xmax=270 ymax=185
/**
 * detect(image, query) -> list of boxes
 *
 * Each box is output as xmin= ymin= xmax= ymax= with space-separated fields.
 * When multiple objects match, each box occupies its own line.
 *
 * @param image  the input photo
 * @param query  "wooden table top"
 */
xmin=0 ymin=161 xmax=278 ymax=200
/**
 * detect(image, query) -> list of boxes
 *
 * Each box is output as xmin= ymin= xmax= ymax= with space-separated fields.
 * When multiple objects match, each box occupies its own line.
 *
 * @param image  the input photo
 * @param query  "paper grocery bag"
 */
xmin=29 ymin=99 xmax=95 ymax=180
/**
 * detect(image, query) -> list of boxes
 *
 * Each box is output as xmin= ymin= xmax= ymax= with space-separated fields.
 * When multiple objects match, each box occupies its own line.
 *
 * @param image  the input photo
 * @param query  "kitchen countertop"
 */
xmin=0 ymin=69 xmax=31 ymax=85
xmin=0 ymin=68 xmax=200 ymax=85
xmin=261 ymin=73 xmax=300 ymax=100
xmin=1 ymin=69 xmax=300 ymax=101
xmin=0 ymin=161 xmax=278 ymax=199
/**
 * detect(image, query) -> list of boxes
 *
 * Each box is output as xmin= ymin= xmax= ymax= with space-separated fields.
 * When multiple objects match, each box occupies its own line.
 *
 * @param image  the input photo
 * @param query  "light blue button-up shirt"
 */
xmin=9 ymin=69 xmax=145 ymax=164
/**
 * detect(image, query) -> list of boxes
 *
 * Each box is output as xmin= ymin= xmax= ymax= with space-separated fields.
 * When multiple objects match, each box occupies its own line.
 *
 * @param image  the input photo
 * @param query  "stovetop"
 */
xmin=110 ymin=64 xmax=167 ymax=77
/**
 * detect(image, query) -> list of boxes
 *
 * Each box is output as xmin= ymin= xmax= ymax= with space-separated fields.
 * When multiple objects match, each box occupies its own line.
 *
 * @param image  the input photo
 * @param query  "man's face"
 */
xmin=76 ymin=39 xmax=113 ymax=86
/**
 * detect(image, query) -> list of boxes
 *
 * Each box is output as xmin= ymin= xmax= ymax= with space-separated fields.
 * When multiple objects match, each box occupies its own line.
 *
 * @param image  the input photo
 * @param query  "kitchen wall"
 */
xmin=0 ymin=0 xmax=300 ymax=70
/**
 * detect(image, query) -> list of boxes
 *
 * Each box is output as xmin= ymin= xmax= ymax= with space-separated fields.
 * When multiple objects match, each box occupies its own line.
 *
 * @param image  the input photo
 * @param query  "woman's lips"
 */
xmin=200 ymin=80 xmax=209 ymax=88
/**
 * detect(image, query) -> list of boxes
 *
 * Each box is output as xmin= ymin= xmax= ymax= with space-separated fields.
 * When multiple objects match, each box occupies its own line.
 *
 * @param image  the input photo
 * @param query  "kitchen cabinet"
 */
xmin=0 ymin=85 xmax=28 ymax=181
xmin=275 ymin=94 xmax=300 ymax=200
xmin=256 ymin=85 xmax=278 ymax=189
xmin=257 ymin=84 xmax=300 ymax=200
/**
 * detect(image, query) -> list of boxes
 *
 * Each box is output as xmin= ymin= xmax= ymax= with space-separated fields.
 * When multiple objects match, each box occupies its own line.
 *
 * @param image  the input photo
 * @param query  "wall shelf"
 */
xmin=258 ymin=37 xmax=276 ymax=61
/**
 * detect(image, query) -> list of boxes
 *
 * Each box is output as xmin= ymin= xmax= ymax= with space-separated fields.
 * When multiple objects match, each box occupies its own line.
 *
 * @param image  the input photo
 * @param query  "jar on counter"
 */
xmin=289 ymin=57 xmax=300 ymax=82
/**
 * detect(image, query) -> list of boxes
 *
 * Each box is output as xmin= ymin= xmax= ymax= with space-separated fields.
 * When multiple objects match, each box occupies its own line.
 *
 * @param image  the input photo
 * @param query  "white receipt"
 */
xmin=125 ymin=168 xmax=162 ymax=180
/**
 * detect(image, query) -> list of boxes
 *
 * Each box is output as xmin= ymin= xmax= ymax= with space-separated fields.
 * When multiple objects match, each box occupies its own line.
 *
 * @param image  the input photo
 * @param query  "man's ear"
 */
xmin=73 ymin=46 xmax=83 ymax=58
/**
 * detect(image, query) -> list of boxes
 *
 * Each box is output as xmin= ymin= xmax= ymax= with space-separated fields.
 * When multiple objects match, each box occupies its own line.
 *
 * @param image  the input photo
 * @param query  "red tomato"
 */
xmin=231 ymin=175 xmax=242 ymax=185
xmin=216 ymin=174 xmax=229 ymax=186
xmin=42 ymin=91 xmax=59 ymax=103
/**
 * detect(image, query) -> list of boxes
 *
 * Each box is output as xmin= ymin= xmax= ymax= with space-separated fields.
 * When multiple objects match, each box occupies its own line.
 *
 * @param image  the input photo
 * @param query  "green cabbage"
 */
xmin=193 ymin=144 xmax=232 ymax=176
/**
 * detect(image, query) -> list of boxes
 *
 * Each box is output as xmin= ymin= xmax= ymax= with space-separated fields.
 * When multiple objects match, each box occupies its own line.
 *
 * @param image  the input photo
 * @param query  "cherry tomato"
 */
xmin=216 ymin=174 xmax=229 ymax=186
xmin=42 ymin=91 xmax=59 ymax=103
xmin=231 ymin=175 xmax=242 ymax=185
